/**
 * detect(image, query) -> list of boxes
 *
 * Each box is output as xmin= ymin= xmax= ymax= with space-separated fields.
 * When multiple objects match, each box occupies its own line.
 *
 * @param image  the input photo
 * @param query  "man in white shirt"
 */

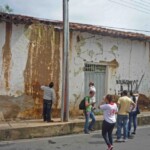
xmin=89 ymin=82 xmax=96 ymax=103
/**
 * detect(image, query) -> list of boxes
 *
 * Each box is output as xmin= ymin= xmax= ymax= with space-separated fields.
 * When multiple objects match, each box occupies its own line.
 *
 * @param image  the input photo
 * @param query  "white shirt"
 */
xmin=100 ymin=103 xmax=118 ymax=123
xmin=41 ymin=86 xmax=56 ymax=101
xmin=89 ymin=86 xmax=96 ymax=103
xmin=90 ymin=86 xmax=96 ymax=93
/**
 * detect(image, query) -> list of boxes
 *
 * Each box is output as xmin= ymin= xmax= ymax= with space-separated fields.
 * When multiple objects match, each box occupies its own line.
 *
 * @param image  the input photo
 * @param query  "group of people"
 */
xmin=40 ymin=81 xmax=140 ymax=150
xmin=84 ymin=82 xmax=140 ymax=150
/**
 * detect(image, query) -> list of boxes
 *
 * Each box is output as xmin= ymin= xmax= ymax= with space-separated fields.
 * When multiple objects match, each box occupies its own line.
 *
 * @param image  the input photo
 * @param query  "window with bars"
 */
xmin=84 ymin=64 xmax=106 ymax=72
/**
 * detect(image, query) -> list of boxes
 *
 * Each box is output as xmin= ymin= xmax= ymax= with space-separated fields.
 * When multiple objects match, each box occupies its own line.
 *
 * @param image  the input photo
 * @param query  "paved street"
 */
xmin=0 ymin=125 xmax=150 ymax=150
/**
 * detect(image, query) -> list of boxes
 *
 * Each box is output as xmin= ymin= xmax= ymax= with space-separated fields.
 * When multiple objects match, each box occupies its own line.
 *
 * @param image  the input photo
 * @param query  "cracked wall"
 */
xmin=69 ymin=32 xmax=150 ymax=115
xmin=0 ymin=23 xmax=61 ymax=120
xmin=2 ymin=23 xmax=12 ymax=92
xmin=0 ymin=22 xmax=150 ymax=119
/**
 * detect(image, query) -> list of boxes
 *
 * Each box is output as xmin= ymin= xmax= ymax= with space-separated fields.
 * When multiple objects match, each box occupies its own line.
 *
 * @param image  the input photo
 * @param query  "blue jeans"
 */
xmin=117 ymin=114 xmax=128 ymax=139
xmin=128 ymin=111 xmax=137 ymax=134
xmin=43 ymin=99 xmax=52 ymax=122
xmin=84 ymin=111 xmax=96 ymax=132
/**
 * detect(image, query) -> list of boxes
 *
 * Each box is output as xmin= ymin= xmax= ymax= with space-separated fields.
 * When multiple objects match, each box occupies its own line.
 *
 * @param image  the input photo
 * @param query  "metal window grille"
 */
xmin=84 ymin=64 xmax=106 ymax=73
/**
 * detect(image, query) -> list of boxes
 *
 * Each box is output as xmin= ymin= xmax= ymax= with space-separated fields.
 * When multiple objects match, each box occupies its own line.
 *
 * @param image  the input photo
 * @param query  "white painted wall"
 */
xmin=69 ymin=31 xmax=150 ymax=104
xmin=0 ymin=23 xmax=5 ymax=94
xmin=10 ymin=24 xmax=29 ymax=97
xmin=0 ymin=23 xmax=150 ymax=105
xmin=0 ymin=23 xmax=29 ymax=96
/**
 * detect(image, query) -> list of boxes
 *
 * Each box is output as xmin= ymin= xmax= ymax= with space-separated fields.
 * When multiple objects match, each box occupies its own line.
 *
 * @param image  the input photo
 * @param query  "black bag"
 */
xmin=136 ymin=105 xmax=140 ymax=114
xmin=79 ymin=97 xmax=86 ymax=110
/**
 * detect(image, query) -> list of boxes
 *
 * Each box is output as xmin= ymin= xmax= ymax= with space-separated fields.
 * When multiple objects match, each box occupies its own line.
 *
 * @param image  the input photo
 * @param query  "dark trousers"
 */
xmin=43 ymin=99 xmax=52 ymax=122
xmin=102 ymin=120 xmax=115 ymax=146
xmin=128 ymin=111 xmax=137 ymax=134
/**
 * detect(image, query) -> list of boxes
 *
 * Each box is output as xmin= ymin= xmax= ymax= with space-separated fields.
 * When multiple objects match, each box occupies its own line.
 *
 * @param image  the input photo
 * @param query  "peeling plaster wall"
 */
xmin=69 ymin=31 xmax=150 ymax=112
xmin=0 ymin=22 xmax=61 ymax=120
xmin=0 ymin=23 xmax=29 ymax=96
xmin=0 ymin=22 xmax=150 ymax=119
xmin=0 ymin=23 xmax=6 ymax=91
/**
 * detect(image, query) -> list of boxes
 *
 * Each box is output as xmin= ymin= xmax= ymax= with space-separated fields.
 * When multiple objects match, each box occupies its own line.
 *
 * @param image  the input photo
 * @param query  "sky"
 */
xmin=0 ymin=0 xmax=150 ymax=35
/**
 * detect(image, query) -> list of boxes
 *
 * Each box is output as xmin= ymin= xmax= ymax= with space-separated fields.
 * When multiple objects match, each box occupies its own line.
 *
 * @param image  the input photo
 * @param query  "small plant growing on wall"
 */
xmin=0 ymin=4 xmax=13 ymax=13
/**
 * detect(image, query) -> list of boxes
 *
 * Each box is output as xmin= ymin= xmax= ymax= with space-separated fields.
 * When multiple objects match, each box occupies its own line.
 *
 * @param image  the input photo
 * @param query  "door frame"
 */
xmin=84 ymin=62 xmax=108 ymax=101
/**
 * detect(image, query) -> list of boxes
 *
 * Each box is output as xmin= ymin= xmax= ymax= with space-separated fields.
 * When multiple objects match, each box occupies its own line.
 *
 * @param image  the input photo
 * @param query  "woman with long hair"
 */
xmin=99 ymin=94 xmax=118 ymax=150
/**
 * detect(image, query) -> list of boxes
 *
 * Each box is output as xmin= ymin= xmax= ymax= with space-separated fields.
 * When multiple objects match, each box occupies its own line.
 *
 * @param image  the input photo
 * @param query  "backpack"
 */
xmin=79 ymin=97 xmax=90 ymax=110
xmin=132 ymin=95 xmax=136 ymax=103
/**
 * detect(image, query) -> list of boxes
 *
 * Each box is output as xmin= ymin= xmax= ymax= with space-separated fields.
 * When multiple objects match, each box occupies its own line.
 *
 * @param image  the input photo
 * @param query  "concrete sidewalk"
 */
xmin=0 ymin=112 xmax=150 ymax=141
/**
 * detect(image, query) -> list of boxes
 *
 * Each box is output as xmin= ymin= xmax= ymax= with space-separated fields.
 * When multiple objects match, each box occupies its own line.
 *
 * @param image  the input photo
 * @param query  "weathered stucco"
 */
xmin=2 ymin=23 xmax=12 ymax=92
xmin=69 ymin=31 xmax=150 ymax=114
xmin=0 ymin=22 xmax=150 ymax=120
xmin=0 ymin=23 xmax=61 ymax=120
xmin=23 ymin=24 xmax=61 ymax=118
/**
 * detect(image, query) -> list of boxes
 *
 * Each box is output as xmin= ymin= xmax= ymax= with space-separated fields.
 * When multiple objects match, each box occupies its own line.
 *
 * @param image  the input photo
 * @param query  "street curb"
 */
xmin=0 ymin=115 xmax=150 ymax=141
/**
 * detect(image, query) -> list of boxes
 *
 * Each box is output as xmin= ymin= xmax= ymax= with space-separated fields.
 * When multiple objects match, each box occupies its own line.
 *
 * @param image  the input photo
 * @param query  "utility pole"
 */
xmin=61 ymin=0 xmax=69 ymax=122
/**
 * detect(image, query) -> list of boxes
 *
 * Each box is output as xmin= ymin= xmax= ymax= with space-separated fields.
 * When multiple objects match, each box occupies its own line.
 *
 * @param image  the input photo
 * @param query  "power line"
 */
xmin=108 ymin=0 xmax=150 ymax=14
xmin=100 ymin=25 xmax=150 ymax=34
xmin=130 ymin=0 xmax=150 ymax=9
xmin=133 ymin=0 xmax=150 ymax=7
xmin=122 ymin=0 xmax=150 ymax=11
xmin=115 ymin=0 xmax=150 ymax=12
xmin=140 ymin=0 xmax=150 ymax=5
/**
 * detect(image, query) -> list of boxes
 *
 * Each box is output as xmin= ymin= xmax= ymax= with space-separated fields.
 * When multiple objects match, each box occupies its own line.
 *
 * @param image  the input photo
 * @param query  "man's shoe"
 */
xmin=128 ymin=135 xmax=134 ymax=139
xmin=123 ymin=139 xmax=128 ymax=142
xmin=84 ymin=130 xmax=90 ymax=134
xmin=88 ymin=128 xmax=95 ymax=131
xmin=131 ymin=132 xmax=136 ymax=135
xmin=115 ymin=138 xmax=123 ymax=142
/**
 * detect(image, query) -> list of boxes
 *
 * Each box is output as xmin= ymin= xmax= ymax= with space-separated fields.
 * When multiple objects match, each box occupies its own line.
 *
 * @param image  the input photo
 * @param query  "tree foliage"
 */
xmin=0 ymin=4 xmax=13 ymax=13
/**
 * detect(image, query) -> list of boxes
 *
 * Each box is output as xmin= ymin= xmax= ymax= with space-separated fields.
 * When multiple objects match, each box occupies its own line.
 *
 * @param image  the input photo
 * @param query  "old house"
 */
xmin=0 ymin=13 xmax=150 ymax=120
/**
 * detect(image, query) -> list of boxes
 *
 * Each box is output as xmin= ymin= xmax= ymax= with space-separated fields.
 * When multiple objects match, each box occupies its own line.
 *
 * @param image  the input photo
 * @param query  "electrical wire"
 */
xmin=140 ymin=0 xmax=150 ymax=5
xmin=112 ymin=0 xmax=150 ymax=12
xmin=122 ymin=0 xmax=150 ymax=11
xmin=108 ymin=0 xmax=150 ymax=14
xmin=132 ymin=0 xmax=150 ymax=7
xmin=98 ymin=24 xmax=150 ymax=34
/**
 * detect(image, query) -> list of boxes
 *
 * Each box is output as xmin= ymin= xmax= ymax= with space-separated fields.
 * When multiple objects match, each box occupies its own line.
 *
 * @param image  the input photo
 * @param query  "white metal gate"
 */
xmin=84 ymin=63 xmax=106 ymax=106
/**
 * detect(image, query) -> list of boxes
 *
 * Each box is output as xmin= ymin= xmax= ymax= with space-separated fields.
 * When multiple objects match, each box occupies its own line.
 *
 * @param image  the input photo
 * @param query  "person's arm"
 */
xmin=85 ymin=97 xmax=92 ymax=107
xmin=98 ymin=96 xmax=106 ymax=109
xmin=115 ymin=103 xmax=118 ymax=114
xmin=41 ymin=85 xmax=45 ymax=90
xmin=130 ymin=101 xmax=136 ymax=111
xmin=117 ymin=98 xmax=121 ymax=109
xmin=99 ymin=100 xmax=105 ymax=106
